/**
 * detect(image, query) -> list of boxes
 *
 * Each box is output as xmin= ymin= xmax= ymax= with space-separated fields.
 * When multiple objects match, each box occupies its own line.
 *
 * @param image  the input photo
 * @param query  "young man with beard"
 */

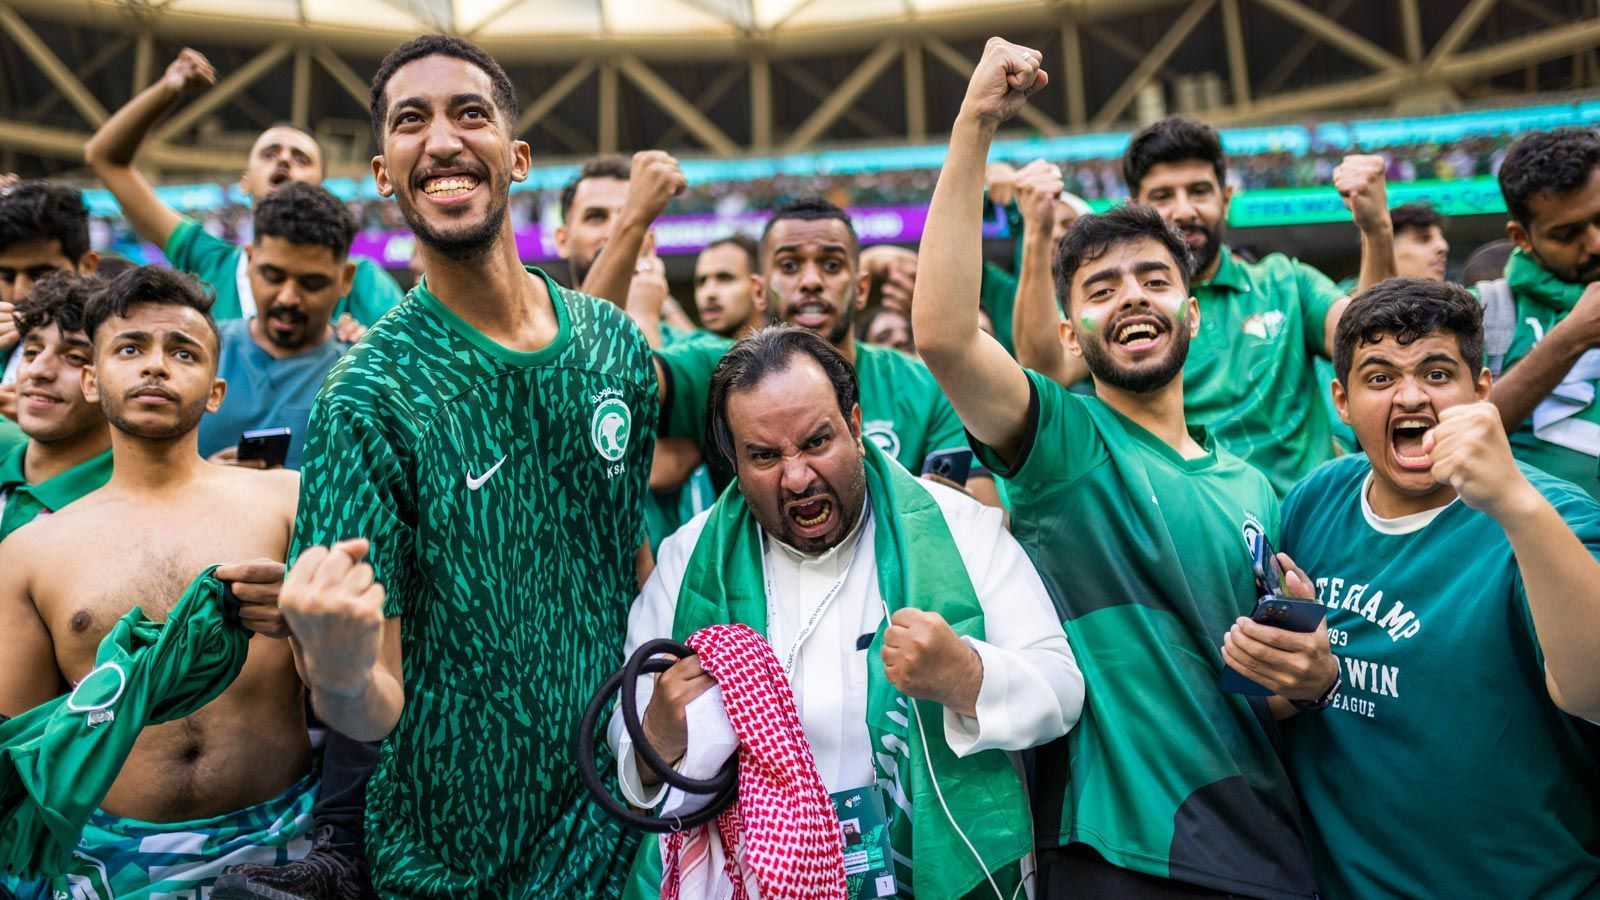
xmin=1264 ymin=279 xmax=1600 ymax=897
xmin=914 ymin=40 xmax=1330 ymax=899
xmin=0 ymin=266 xmax=314 ymax=898
xmin=198 ymin=183 xmax=357 ymax=471
xmin=0 ymin=183 xmax=101 ymax=443
xmin=693 ymin=234 xmax=765 ymax=338
xmin=1486 ymin=128 xmax=1600 ymax=500
xmin=655 ymin=199 xmax=1000 ymax=506
xmin=611 ymin=326 xmax=1082 ymax=898
xmin=85 ymin=49 xmax=401 ymax=333
xmin=259 ymin=35 xmax=657 ymax=898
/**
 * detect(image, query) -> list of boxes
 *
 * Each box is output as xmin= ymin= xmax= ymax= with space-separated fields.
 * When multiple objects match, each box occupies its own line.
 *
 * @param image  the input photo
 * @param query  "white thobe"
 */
xmin=610 ymin=477 xmax=1083 ymax=811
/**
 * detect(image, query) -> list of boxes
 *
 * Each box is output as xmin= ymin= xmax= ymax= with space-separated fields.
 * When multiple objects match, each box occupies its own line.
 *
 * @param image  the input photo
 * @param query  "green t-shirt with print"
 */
xmin=1186 ymin=247 xmax=1344 ymax=495
xmin=1499 ymin=249 xmax=1600 ymax=500
xmin=164 ymin=218 xmax=403 ymax=325
xmin=970 ymin=371 xmax=1317 ymax=899
xmin=293 ymin=268 xmax=654 ymax=897
xmin=0 ymin=443 xmax=112 ymax=542
xmin=1280 ymin=453 xmax=1600 ymax=898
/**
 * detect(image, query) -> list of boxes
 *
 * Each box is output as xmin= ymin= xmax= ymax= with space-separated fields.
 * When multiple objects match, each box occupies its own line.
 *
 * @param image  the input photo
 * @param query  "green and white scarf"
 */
xmin=1506 ymin=249 xmax=1600 ymax=454
xmin=627 ymin=442 xmax=1031 ymax=899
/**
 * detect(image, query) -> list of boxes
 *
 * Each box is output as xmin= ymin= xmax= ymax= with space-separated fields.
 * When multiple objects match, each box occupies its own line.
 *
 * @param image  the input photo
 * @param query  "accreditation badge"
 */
xmin=832 ymin=784 xmax=895 ymax=898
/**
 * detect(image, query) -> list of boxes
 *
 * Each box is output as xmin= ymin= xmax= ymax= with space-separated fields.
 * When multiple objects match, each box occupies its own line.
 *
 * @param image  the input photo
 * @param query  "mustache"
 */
xmin=125 ymin=382 xmax=176 ymax=401
xmin=411 ymin=161 xmax=490 ymax=191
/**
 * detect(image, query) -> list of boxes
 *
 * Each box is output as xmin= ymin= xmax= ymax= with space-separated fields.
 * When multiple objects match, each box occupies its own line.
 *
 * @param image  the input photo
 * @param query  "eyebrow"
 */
xmin=773 ymin=243 xmax=850 ymax=255
xmin=1419 ymin=353 xmax=1460 ymax=367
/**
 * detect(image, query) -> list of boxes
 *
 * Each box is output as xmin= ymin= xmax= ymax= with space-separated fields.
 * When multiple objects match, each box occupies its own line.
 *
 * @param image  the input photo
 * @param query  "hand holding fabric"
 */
xmin=215 ymin=558 xmax=289 ymax=638
xmin=280 ymin=538 xmax=385 ymax=697
xmin=640 ymin=653 xmax=717 ymax=775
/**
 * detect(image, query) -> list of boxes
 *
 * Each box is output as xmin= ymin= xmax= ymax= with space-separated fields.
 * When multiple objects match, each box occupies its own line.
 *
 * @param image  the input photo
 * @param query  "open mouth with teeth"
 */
xmin=1388 ymin=415 xmax=1434 ymax=470
xmin=420 ymin=173 xmax=482 ymax=201
xmin=786 ymin=494 xmax=837 ymax=537
xmin=1109 ymin=316 xmax=1166 ymax=353
xmin=788 ymin=301 xmax=835 ymax=331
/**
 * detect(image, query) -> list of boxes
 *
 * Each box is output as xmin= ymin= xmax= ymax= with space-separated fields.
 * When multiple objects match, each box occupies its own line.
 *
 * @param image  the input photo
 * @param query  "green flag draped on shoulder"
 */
xmin=627 ymin=442 xmax=1031 ymax=899
xmin=0 ymin=567 xmax=249 ymax=880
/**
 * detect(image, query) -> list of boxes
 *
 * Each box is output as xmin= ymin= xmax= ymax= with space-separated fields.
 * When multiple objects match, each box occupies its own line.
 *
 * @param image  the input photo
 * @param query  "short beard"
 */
xmin=1188 ymin=223 xmax=1222 ymax=276
xmin=747 ymin=465 xmax=867 ymax=555
xmin=1529 ymin=243 xmax=1600 ymax=285
xmin=102 ymin=393 xmax=209 ymax=441
xmin=1078 ymin=315 xmax=1192 ymax=394
xmin=396 ymin=181 xmax=508 ymax=263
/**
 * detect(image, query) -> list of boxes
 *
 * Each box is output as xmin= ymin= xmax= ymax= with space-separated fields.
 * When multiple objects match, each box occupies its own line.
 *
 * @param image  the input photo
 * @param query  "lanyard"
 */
xmin=765 ymin=542 xmax=857 ymax=679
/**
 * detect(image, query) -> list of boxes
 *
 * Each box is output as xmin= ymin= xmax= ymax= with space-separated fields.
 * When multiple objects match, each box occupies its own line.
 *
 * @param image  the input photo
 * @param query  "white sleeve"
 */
xmin=923 ymin=482 xmax=1085 ymax=755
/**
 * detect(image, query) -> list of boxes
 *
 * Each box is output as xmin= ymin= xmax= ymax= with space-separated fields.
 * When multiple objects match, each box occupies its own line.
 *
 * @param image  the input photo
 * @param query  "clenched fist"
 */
xmin=640 ymin=654 xmax=717 ymax=770
xmin=1424 ymin=401 xmax=1539 ymax=520
xmin=162 ymin=49 xmax=217 ymax=97
xmin=882 ymin=608 xmax=984 ymax=716
xmin=624 ymin=151 xmax=687 ymax=228
xmin=281 ymin=538 xmax=386 ymax=697
xmin=1014 ymin=159 xmax=1066 ymax=234
xmin=1334 ymin=154 xmax=1389 ymax=235
xmin=959 ymin=38 xmax=1050 ymax=129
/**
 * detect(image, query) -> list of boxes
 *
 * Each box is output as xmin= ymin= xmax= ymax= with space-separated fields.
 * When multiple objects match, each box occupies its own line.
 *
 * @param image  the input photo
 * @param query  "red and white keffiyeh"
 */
xmin=661 ymin=623 xmax=847 ymax=900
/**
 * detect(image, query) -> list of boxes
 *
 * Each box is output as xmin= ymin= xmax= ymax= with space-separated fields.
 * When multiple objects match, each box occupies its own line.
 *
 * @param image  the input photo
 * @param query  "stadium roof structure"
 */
xmin=1 ymin=0 xmax=1599 ymax=176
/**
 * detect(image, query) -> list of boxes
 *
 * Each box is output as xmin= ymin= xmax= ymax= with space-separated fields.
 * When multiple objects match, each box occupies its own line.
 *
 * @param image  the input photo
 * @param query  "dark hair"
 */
xmin=1333 ymin=278 xmax=1484 ymax=384
xmin=1053 ymin=203 xmax=1195 ymax=308
xmin=1498 ymin=127 xmax=1600 ymax=225
xmin=1390 ymin=202 xmax=1443 ymax=239
xmin=761 ymin=198 xmax=857 ymax=255
xmin=0 ymin=182 xmax=91 ymax=263
xmin=369 ymin=36 xmax=519 ymax=143
xmin=253 ymin=182 xmax=356 ymax=260
xmin=706 ymin=233 xmax=759 ymax=271
xmin=706 ymin=324 xmax=859 ymax=463
xmin=1461 ymin=238 xmax=1515 ymax=284
xmin=1123 ymin=116 xmax=1227 ymax=195
xmin=83 ymin=266 xmax=219 ymax=350
xmin=14 ymin=272 xmax=99 ymax=339
xmin=559 ymin=155 xmax=631 ymax=222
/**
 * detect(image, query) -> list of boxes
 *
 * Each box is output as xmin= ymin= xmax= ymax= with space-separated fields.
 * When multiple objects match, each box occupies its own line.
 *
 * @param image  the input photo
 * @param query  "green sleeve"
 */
xmin=1294 ymin=259 xmax=1345 ymax=357
xmin=979 ymin=262 xmax=1019 ymax=357
xmin=293 ymin=399 xmax=418 ymax=618
xmin=969 ymin=369 xmax=1106 ymax=497
xmin=336 ymin=259 xmax=406 ymax=326
xmin=656 ymin=337 xmax=731 ymax=444
xmin=163 ymin=217 xmax=240 ymax=289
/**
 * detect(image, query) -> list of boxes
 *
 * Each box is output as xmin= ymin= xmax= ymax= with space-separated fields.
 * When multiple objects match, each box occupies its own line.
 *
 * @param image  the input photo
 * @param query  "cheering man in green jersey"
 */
xmin=0 ymin=274 xmax=110 ymax=543
xmin=0 ymin=266 xmax=313 ymax=898
xmin=1486 ymin=128 xmax=1600 ymax=500
xmin=656 ymin=198 xmax=1001 ymax=506
xmin=914 ymin=40 xmax=1332 ymax=899
xmin=277 ymin=35 xmax=656 ymax=898
xmin=1265 ymin=279 xmax=1600 ymax=897
xmin=85 ymin=49 xmax=402 ymax=334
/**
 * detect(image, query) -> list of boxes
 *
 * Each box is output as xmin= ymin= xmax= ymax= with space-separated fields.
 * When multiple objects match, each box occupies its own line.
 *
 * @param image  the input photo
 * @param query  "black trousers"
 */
xmin=313 ymin=731 xmax=381 ymax=856
xmin=1037 ymin=845 xmax=1248 ymax=900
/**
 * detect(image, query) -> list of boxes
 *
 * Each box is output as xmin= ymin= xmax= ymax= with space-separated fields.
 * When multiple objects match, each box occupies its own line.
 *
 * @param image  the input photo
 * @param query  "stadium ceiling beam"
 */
xmin=617 ymin=55 xmax=740 ymax=155
xmin=312 ymin=44 xmax=371 ymax=109
xmin=1091 ymin=0 xmax=1216 ymax=128
xmin=775 ymin=60 xmax=893 ymax=139
xmin=1219 ymin=0 xmax=1250 ymax=107
xmin=923 ymin=36 xmax=1062 ymax=136
xmin=23 ymin=33 xmax=131 ymax=121
xmin=1060 ymin=19 xmax=1086 ymax=126
xmin=152 ymin=41 xmax=294 ymax=144
xmin=0 ymin=116 xmax=377 ymax=177
xmin=1422 ymin=0 xmax=1499 ymax=72
xmin=0 ymin=4 xmax=108 ymax=127
xmin=1258 ymin=0 xmax=1356 ymax=95
xmin=1248 ymin=0 xmax=1405 ymax=74
xmin=904 ymin=36 xmax=926 ymax=141
xmin=1082 ymin=24 xmax=1184 ymax=90
xmin=133 ymin=30 xmax=156 ymax=92
xmin=656 ymin=64 xmax=745 ymax=148
xmin=516 ymin=59 xmax=596 ymax=139
xmin=1398 ymin=0 xmax=1423 ymax=64
xmin=783 ymin=40 xmax=902 ymax=150
xmin=598 ymin=61 xmax=618 ymax=154
xmin=751 ymin=53 xmax=773 ymax=151
xmin=292 ymin=44 xmax=312 ymax=128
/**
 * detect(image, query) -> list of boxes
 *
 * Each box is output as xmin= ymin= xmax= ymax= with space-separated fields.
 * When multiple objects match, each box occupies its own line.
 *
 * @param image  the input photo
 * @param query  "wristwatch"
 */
xmin=1291 ymin=672 xmax=1342 ymax=712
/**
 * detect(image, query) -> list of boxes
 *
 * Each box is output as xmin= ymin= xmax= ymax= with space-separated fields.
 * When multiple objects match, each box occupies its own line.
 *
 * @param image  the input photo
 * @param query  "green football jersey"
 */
xmin=1186 ymin=247 xmax=1344 ymax=495
xmin=293 ymin=268 xmax=655 ymax=898
xmin=1500 ymin=250 xmax=1600 ymax=500
xmin=657 ymin=337 xmax=969 ymax=489
xmin=971 ymin=371 xmax=1318 ymax=899
xmin=164 ymin=218 xmax=403 ymax=325
xmin=0 ymin=442 xmax=112 ymax=542
xmin=1280 ymin=454 xmax=1600 ymax=898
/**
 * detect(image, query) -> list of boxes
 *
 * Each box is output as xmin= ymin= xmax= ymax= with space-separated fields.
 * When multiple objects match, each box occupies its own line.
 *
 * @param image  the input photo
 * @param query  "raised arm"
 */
xmin=1492 ymin=283 xmax=1600 ymax=433
xmin=913 ymin=39 xmax=1046 ymax=463
xmin=581 ymin=151 xmax=685 ymax=307
xmin=83 ymin=49 xmax=216 ymax=249
xmin=1011 ymin=159 xmax=1088 ymax=387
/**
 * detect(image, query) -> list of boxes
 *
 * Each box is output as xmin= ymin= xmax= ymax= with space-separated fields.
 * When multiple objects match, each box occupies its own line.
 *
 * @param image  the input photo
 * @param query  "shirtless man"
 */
xmin=0 ymin=265 xmax=314 ymax=898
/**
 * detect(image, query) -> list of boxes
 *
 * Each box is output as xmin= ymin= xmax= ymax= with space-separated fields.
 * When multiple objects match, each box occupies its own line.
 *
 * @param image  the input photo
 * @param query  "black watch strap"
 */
xmin=1291 ymin=672 xmax=1342 ymax=711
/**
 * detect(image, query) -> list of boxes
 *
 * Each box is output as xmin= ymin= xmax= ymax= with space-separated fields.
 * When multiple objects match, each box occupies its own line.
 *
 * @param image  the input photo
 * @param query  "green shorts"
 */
xmin=49 ymin=774 xmax=315 ymax=899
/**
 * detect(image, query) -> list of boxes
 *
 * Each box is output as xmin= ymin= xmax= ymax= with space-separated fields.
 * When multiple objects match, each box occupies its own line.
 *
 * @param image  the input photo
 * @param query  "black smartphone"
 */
xmin=237 ymin=427 xmax=291 ymax=469
xmin=921 ymin=447 xmax=974 ymax=486
xmin=1219 ymin=598 xmax=1328 ymax=695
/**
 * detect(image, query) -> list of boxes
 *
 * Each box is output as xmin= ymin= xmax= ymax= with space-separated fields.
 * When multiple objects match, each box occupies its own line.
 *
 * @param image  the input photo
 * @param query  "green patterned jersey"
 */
xmin=293 ymin=268 xmax=655 ymax=898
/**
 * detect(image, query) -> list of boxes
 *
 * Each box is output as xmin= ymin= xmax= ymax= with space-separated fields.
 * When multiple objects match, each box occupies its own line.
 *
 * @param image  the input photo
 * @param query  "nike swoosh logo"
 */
xmin=466 ymin=456 xmax=507 ymax=491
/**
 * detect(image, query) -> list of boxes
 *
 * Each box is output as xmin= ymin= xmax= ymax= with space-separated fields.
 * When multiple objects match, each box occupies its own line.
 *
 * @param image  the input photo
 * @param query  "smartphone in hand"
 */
xmin=237 ymin=427 xmax=291 ymax=469
xmin=1221 ymin=530 xmax=1325 ymax=695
